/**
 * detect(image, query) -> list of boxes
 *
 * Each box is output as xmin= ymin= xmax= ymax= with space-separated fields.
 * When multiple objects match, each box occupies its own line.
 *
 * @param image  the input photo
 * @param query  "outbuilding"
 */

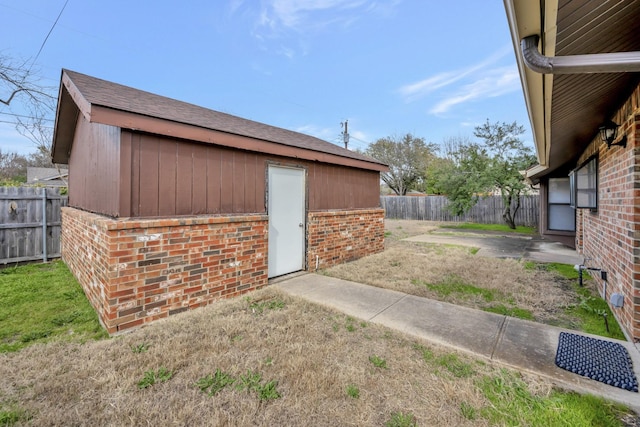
xmin=52 ymin=70 xmax=387 ymax=334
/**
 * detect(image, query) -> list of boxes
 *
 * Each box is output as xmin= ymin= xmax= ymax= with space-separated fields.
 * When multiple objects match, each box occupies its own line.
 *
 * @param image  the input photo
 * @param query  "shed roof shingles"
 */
xmin=61 ymin=69 xmax=383 ymax=167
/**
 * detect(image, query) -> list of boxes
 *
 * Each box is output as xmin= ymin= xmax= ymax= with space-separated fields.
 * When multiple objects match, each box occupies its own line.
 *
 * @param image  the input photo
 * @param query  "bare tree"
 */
xmin=14 ymin=101 xmax=56 ymax=166
xmin=1 ymin=53 xmax=57 ymax=166
xmin=0 ymin=149 xmax=29 ymax=181
xmin=0 ymin=54 xmax=55 ymax=108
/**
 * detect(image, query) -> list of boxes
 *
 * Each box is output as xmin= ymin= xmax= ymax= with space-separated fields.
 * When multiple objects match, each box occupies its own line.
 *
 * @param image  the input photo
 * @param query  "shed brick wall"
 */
xmin=62 ymin=206 xmax=386 ymax=334
xmin=575 ymin=83 xmax=640 ymax=342
xmin=306 ymin=209 xmax=385 ymax=270
xmin=62 ymin=207 xmax=268 ymax=334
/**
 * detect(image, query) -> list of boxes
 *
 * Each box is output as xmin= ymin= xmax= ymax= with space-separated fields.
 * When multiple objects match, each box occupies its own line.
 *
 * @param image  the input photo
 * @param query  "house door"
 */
xmin=268 ymin=166 xmax=306 ymax=278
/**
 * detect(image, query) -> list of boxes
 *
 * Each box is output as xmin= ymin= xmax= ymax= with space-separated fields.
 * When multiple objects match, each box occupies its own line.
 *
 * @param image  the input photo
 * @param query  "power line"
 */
xmin=0 ymin=111 xmax=55 ymax=122
xmin=29 ymin=0 xmax=69 ymax=71
xmin=349 ymin=135 xmax=371 ymax=148
xmin=0 ymin=119 xmax=54 ymax=129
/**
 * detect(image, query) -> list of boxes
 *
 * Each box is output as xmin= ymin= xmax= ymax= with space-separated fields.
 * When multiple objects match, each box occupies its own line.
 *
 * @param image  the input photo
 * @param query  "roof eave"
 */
xmin=503 ymin=0 xmax=555 ymax=170
xmin=52 ymin=70 xmax=91 ymax=164
xmin=52 ymin=70 xmax=388 ymax=172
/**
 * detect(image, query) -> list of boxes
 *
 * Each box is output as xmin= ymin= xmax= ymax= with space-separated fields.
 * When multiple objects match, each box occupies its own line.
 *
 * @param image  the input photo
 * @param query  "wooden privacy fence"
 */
xmin=380 ymin=195 xmax=539 ymax=227
xmin=0 ymin=186 xmax=68 ymax=265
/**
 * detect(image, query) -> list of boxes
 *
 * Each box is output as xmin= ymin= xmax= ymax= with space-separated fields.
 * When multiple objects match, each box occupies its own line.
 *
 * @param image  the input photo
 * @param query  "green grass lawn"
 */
xmin=477 ymin=369 xmax=632 ymax=426
xmin=530 ymin=262 xmax=625 ymax=340
xmin=0 ymin=260 xmax=108 ymax=352
xmin=0 ymin=260 xmax=635 ymax=425
xmin=440 ymin=222 xmax=538 ymax=234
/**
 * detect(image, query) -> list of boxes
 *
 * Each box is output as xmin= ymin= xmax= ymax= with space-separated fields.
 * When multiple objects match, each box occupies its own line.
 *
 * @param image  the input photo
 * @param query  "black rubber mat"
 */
xmin=555 ymin=332 xmax=638 ymax=392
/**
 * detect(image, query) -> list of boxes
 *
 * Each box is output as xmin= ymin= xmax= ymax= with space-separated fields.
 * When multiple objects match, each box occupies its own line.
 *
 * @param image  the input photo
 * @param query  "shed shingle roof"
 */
xmin=53 ymin=69 xmax=385 ymax=169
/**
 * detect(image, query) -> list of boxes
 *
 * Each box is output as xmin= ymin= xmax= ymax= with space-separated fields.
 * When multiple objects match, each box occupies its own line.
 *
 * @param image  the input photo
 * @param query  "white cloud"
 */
xmin=243 ymin=0 xmax=399 ymax=57
xmin=395 ymin=46 xmax=520 ymax=116
xmin=295 ymin=123 xmax=340 ymax=142
xmin=264 ymin=0 xmax=368 ymax=31
xmin=429 ymin=66 xmax=520 ymax=115
xmin=229 ymin=0 xmax=246 ymax=15
xmin=398 ymin=46 xmax=513 ymax=103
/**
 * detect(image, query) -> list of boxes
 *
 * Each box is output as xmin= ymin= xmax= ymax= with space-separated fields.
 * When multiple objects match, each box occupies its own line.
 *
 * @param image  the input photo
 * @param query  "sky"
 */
xmin=0 ymin=0 xmax=531 ymax=156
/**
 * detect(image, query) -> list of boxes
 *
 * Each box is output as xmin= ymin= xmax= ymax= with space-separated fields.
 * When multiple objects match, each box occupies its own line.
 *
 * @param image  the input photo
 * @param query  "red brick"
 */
xmin=62 ymin=207 xmax=383 ymax=336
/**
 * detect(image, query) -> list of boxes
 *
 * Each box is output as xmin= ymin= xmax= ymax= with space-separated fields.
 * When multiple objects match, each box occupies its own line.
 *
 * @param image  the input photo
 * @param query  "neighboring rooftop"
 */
xmin=26 ymin=167 xmax=68 ymax=187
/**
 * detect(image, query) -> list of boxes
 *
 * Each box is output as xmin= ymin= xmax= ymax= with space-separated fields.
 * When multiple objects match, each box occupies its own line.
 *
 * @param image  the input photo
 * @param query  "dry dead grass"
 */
xmin=324 ymin=219 xmax=578 ymax=326
xmin=0 ymin=288 xmax=552 ymax=426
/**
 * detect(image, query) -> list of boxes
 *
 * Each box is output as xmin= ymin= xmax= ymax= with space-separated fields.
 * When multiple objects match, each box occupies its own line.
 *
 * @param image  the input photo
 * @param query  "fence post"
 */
xmin=42 ymin=187 xmax=47 ymax=262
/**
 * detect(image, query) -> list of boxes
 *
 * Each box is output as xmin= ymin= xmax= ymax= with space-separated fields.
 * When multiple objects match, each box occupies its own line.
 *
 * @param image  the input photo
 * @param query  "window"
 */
xmin=570 ymin=157 xmax=598 ymax=209
xmin=548 ymin=177 xmax=575 ymax=231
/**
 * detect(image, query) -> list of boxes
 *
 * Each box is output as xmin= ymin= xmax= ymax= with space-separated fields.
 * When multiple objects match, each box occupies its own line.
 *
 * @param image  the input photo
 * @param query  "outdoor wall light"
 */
xmin=599 ymin=120 xmax=627 ymax=149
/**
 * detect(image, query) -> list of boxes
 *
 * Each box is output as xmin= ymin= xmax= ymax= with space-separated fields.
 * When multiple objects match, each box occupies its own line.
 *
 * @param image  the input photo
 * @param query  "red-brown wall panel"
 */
xmin=220 ymin=149 xmax=234 ymax=213
xmin=68 ymin=116 xmax=121 ymax=216
xmin=192 ymin=144 xmax=208 ymax=214
xmin=233 ymin=151 xmax=247 ymax=214
xmin=176 ymin=143 xmax=193 ymax=216
xmin=118 ymin=131 xmax=380 ymax=218
xmin=158 ymin=139 xmax=177 ymax=215
xmin=138 ymin=136 xmax=160 ymax=217
xmin=206 ymin=147 xmax=221 ymax=214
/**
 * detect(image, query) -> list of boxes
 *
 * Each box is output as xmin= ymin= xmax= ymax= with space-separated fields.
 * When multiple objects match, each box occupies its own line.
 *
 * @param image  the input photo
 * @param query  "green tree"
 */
xmin=435 ymin=141 xmax=489 ymax=214
xmin=422 ymin=135 xmax=473 ymax=195
xmin=436 ymin=120 xmax=536 ymax=229
xmin=366 ymin=133 xmax=436 ymax=195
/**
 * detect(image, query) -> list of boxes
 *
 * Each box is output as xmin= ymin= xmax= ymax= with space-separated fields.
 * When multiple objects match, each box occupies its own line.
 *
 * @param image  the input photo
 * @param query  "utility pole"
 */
xmin=341 ymin=120 xmax=350 ymax=150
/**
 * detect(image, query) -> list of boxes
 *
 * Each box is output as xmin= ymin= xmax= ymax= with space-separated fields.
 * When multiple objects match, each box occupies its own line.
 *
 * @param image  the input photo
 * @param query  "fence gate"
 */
xmin=0 ymin=186 xmax=68 ymax=265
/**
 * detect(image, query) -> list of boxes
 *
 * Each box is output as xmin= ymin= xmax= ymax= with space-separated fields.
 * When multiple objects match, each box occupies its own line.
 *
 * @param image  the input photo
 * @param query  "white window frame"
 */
xmin=570 ymin=156 xmax=598 ymax=210
xmin=548 ymin=177 xmax=575 ymax=231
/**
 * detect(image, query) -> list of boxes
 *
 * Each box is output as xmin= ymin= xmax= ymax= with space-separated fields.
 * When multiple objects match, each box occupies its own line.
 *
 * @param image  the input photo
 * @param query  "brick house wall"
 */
xmin=307 ymin=209 xmax=385 ymax=270
xmin=62 ymin=207 xmax=269 ymax=334
xmin=575 ymin=84 xmax=640 ymax=342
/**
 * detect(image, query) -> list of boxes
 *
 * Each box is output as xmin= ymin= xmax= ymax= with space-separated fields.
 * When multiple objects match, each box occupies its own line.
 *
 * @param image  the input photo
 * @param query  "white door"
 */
xmin=268 ymin=166 xmax=306 ymax=278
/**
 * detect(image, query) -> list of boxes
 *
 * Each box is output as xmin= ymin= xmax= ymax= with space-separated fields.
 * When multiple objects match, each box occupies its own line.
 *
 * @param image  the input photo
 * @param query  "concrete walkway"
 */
xmin=274 ymin=273 xmax=640 ymax=411
xmin=405 ymin=229 xmax=583 ymax=265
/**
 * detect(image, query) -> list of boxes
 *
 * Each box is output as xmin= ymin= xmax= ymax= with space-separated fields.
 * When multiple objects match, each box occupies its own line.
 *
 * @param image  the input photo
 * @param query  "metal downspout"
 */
xmin=521 ymin=35 xmax=640 ymax=74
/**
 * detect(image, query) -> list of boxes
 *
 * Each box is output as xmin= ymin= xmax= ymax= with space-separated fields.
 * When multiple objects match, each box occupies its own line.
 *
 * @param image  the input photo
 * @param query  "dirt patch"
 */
xmin=323 ymin=219 xmax=588 ymax=328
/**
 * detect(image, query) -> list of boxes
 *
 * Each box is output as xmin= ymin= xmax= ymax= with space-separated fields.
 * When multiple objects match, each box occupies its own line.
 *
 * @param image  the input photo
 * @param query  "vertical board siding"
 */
xmin=68 ymin=116 xmax=121 ymax=216
xmin=130 ymin=133 xmax=141 ymax=217
xmin=244 ymin=154 xmax=258 ymax=213
xmin=233 ymin=151 xmax=246 ymax=213
xmin=380 ymin=195 xmax=539 ymax=227
xmin=219 ymin=148 xmax=235 ymax=213
xmin=176 ymin=142 xmax=193 ymax=216
xmin=0 ymin=187 xmax=68 ymax=264
xmin=121 ymin=131 xmax=381 ymax=217
xmin=206 ymin=147 xmax=221 ymax=213
xmin=192 ymin=144 xmax=208 ymax=214
xmin=138 ymin=135 xmax=160 ymax=217
xmin=118 ymin=131 xmax=132 ymax=216
xmin=68 ymin=122 xmax=382 ymax=219
xmin=158 ymin=140 xmax=177 ymax=215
